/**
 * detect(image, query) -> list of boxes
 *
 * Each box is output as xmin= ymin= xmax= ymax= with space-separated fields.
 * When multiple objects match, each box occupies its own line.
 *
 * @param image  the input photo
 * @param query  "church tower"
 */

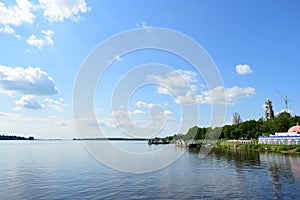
xmin=265 ymin=98 xmax=274 ymax=120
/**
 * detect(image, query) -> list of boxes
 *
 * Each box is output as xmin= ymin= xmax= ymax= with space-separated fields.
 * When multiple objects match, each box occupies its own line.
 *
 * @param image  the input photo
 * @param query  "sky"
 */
xmin=0 ymin=0 xmax=300 ymax=139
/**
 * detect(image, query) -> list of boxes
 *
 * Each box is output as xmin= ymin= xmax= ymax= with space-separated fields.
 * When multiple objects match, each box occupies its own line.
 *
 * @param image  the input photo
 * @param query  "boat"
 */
xmin=148 ymin=139 xmax=170 ymax=145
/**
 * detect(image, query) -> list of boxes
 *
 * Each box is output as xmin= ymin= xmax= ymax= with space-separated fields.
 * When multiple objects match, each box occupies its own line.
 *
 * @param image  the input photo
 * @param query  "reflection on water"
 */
xmin=260 ymin=153 xmax=300 ymax=199
xmin=189 ymin=147 xmax=300 ymax=199
xmin=82 ymin=141 xmax=186 ymax=172
xmin=0 ymin=141 xmax=299 ymax=199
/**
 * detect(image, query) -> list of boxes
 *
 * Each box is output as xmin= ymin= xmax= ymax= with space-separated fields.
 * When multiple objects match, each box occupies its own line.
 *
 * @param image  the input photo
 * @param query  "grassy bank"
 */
xmin=215 ymin=141 xmax=300 ymax=154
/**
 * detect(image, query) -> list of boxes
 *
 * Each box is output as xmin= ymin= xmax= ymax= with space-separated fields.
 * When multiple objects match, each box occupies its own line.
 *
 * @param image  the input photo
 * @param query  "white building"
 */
xmin=259 ymin=123 xmax=300 ymax=145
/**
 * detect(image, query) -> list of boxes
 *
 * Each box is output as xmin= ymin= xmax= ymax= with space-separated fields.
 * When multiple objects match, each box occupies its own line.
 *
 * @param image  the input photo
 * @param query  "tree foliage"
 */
xmin=233 ymin=112 xmax=242 ymax=126
xmin=174 ymin=112 xmax=300 ymax=140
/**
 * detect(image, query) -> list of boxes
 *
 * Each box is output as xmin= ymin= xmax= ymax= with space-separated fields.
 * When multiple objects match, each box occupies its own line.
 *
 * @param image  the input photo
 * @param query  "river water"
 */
xmin=0 ymin=140 xmax=299 ymax=199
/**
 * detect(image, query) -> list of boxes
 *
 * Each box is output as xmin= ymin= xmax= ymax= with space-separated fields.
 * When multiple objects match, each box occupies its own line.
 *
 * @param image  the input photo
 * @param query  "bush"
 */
xmin=250 ymin=144 xmax=259 ymax=149
xmin=280 ymin=146 xmax=288 ymax=151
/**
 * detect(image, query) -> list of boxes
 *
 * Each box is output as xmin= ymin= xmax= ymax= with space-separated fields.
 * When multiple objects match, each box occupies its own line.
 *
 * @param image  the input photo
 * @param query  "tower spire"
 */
xmin=265 ymin=98 xmax=274 ymax=120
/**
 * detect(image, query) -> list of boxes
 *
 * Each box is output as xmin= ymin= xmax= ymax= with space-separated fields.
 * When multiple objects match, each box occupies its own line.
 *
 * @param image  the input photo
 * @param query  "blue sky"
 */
xmin=0 ymin=0 xmax=299 ymax=139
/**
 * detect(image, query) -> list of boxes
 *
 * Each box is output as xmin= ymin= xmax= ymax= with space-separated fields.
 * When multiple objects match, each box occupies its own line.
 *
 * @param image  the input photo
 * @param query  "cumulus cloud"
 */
xmin=147 ymin=69 xmax=198 ymax=96
xmin=44 ymin=97 xmax=67 ymax=111
xmin=26 ymin=29 xmax=54 ymax=49
xmin=132 ymin=109 xmax=146 ymax=115
xmin=0 ymin=0 xmax=35 ymax=38
xmin=136 ymin=101 xmax=154 ymax=108
xmin=235 ymin=64 xmax=253 ymax=75
xmin=175 ymin=86 xmax=255 ymax=105
xmin=0 ymin=0 xmax=35 ymax=27
xmin=0 ymin=0 xmax=90 ymax=48
xmin=0 ymin=65 xmax=59 ymax=96
xmin=202 ymin=86 xmax=255 ymax=105
xmin=147 ymin=69 xmax=200 ymax=104
xmin=15 ymin=95 xmax=44 ymax=110
xmin=0 ymin=0 xmax=90 ymax=25
xmin=174 ymin=90 xmax=200 ymax=104
xmin=0 ymin=25 xmax=15 ymax=34
xmin=39 ymin=0 xmax=91 ymax=22
xmin=161 ymin=110 xmax=173 ymax=117
xmin=147 ymin=70 xmax=255 ymax=105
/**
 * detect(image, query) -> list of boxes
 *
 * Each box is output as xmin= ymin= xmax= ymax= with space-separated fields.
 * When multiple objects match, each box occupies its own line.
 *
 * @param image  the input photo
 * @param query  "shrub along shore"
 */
xmin=214 ymin=141 xmax=300 ymax=154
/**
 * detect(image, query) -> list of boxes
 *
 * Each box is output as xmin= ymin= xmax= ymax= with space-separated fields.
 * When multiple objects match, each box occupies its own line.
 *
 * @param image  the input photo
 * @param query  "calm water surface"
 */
xmin=0 ymin=140 xmax=299 ymax=199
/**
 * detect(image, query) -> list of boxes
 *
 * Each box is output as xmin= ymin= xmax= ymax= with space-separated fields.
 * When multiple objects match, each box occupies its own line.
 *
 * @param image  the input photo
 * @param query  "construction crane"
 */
xmin=275 ymin=89 xmax=290 ymax=112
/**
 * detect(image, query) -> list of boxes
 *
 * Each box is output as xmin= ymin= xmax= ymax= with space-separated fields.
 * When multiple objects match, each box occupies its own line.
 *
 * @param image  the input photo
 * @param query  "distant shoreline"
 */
xmin=73 ymin=138 xmax=148 ymax=141
xmin=0 ymin=135 xmax=34 ymax=140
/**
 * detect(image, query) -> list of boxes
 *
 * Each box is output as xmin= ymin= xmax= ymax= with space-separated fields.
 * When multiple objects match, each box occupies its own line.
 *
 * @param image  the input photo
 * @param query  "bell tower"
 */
xmin=265 ymin=98 xmax=274 ymax=120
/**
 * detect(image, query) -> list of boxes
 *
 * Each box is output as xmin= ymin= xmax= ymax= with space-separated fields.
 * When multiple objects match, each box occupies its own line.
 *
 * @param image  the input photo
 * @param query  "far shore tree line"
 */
xmin=0 ymin=135 xmax=34 ymax=140
xmin=170 ymin=112 xmax=300 ymax=141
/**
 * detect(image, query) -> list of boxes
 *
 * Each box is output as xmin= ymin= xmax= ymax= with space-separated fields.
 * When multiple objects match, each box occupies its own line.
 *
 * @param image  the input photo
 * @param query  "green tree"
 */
xmin=222 ymin=125 xmax=234 ymax=139
xmin=273 ymin=111 xmax=291 ymax=132
xmin=172 ymin=112 xmax=300 ymax=141
xmin=231 ymin=129 xmax=242 ymax=139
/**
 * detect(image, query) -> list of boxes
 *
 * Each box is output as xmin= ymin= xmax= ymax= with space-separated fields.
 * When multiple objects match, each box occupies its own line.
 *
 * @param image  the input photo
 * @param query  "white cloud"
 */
xmin=15 ymin=95 xmax=44 ymax=110
xmin=0 ymin=65 xmax=59 ymax=96
xmin=235 ymin=64 xmax=253 ymax=75
xmin=224 ymin=86 xmax=255 ymax=103
xmin=203 ymin=86 xmax=255 ymax=105
xmin=26 ymin=29 xmax=54 ymax=49
xmin=161 ymin=110 xmax=173 ymax=117
xmin=174 ymin=90 xmax=199 ymax=104
xmin=39 ymin=0 xmax=91 ymax=22
xmin=132 ymin=109 xmax=146 ymax=115
xmin=0 ymin=65 xmax=65 ymax=112
xmin=0 ymin=0 xmax=35 ymax=27
xmin=0 ymin=0 xmax=90 ymax=48
xmin=147 ymin=70 xmax=201 ymax=104
xmin=136 ymin=101 xmax=154 ymax=108
xmin=44 ymin=97 xmax=67 ymax=111
xmin=0 ymin=25 xmax=15 ymax=34
xmin=175 ymin=86 xmax=255 ymax=105
xmin=0 ymin=0 xmax=35 ymax=38
xmin=135 ymin=21 xmax=152 ymax=32
xmin=147 ymin=69 xmax=198 ymax=96
xmin=147 ymin=69 xmax=255 ymax=105
xmin=274 ymin=109 xmax=297 ymax=117
xmin=0 ymin=24 xmax=22 ymax=39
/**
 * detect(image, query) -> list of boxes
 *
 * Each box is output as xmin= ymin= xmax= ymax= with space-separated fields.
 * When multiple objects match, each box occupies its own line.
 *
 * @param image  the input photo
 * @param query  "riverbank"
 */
xmin=173 ymin=138 xmax=300 ymax=154
xmin=215 ymin=141 xmax=300 ymax=154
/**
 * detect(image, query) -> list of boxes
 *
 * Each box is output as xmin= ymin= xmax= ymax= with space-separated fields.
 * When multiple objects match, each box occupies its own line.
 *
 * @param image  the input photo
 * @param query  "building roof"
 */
xmin=288 ymin=123 xmax=300 ymax=133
